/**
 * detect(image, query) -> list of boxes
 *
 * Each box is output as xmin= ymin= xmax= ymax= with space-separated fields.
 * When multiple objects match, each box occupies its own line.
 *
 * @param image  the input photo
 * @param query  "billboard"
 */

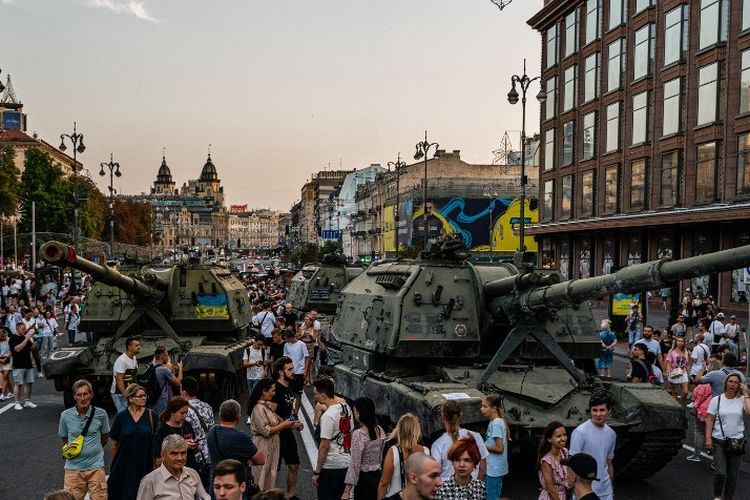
xmin=2 ymin=112 xmax=21 ymax=130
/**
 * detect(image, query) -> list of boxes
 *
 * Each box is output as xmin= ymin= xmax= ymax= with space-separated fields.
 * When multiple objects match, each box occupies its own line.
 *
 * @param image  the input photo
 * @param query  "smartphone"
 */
xmin=289 ymin=414 xmax=297 ymax=422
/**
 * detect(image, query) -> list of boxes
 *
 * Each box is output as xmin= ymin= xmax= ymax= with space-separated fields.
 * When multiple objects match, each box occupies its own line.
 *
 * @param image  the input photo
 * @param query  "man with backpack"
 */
xmin=142 ymin=347 xmax=183 ymax=417
xmin=312 ymin=377 xmax=353 ymax=500
xmin=694 ymin=352 xmax=746 ymax=396
xmin=628 ymin=344 xmax=654 ymax=384
xmin=253 ymin=302 xmax=276 ymax=345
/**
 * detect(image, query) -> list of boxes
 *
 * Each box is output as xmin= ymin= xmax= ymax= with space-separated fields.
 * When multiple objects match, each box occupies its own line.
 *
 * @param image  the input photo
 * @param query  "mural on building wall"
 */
xmin=383 ymin=197 xmax=538 ymax=253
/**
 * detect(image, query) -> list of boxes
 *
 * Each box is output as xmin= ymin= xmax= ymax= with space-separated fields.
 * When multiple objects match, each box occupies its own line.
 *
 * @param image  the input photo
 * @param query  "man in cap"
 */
xmin=721 ymin=315 xmax=740 ymax=355
xmin=561 ymin=453 xmax=600 ymax=500
xmin=708 ymin=312 xmax=726 ymax=354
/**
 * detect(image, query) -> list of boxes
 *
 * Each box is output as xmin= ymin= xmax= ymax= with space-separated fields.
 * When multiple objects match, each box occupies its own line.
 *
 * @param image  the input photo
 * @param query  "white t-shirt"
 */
xmin=283 ymin=341 xmax=308 ymax=375
xmin=254 ymin=311 xmax=276 ymax=337
xmin=243 ymin=346 xmax=266 ymax=380
xmin=722 ymin=323 xmax=740 ymax=344
xmin=430 ymin=428 xmax=489 ymax=481
xmin=110 ymin=353 xmax=138 ymax=394
xmin=319 ymin=402 xmax=353 ymax=470
xmin=707 ymin=394 xmax=747 ymax=439
xmin=690 ymin=343 xmax=710 ymax=376
xmin=38 ymin=317 xmax=58 ymax=338
xmin=569 ymin=419 xmax=616 ymax=500
xmin=708 ymin=321 xmax=725 ymax=346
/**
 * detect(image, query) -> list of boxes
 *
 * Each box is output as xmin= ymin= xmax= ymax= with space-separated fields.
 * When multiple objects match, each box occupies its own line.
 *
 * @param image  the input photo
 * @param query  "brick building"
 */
xmin=528 ymin=0 xmax=750 ymax=310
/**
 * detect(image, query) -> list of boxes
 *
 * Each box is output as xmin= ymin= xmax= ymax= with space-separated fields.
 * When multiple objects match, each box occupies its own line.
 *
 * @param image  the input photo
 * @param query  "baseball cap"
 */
xmin=717 ymin=312 xmax=725 ymax=318
xmin=731 ymin=315 xmax=736 ymax=319
xmin=561 ymin=453 xmax=599 ymax=481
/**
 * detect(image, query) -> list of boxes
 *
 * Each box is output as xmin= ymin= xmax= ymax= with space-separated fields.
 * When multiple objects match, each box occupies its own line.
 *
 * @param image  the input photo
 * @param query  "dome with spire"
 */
xmin=155 ymin=155 xmax=174 ymax=184
xmin=200 ymin=154 xmax=218 ymax=182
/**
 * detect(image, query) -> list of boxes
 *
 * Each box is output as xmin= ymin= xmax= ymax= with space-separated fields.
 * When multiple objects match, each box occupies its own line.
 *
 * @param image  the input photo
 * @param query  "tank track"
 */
xmin=613 ymin=429 xmax=685 ymax=479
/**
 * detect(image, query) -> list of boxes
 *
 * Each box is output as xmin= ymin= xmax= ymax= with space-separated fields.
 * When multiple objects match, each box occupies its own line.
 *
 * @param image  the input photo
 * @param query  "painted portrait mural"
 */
xmin=383 ymin=197 xmax=538 ymax=253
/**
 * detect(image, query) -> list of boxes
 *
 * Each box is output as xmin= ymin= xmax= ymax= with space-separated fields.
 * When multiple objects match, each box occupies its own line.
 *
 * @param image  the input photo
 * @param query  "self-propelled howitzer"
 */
xmin=331 ymin=241 xmax=750 ymax=478
xmin=40 ymin=241 xmax=253 ymax=407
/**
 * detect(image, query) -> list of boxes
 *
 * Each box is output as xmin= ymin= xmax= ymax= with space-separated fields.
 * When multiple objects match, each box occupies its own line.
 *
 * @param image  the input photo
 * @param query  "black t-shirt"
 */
xmin=272 ymin=381 xmax=295 ymax=420
xmin=153 ymin=422 xmax=200 ymax=468
xmin=629 ymin=358 xmax=651 ymax=383
xmin=8 ymin=333 xmax=32 ymax=369
xmin=270 ymin=341 xmax=285 ymax=362
xmin=659 ymin=339 xmax=672 ymax=355
xmin=284 ymin=312 xmax=299 ymax=329
xmin=383 ymin=494 xmax=402 ymax=500
xmin=206 ymin=426 xmax=258 ymax=466
xmin=578 ymin=492 xmax=601 ymax=500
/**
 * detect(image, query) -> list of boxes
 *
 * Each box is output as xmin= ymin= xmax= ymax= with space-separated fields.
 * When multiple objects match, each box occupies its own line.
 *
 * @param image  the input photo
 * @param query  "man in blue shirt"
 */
xmin=58 ymin=379 xmax=110 ymax=500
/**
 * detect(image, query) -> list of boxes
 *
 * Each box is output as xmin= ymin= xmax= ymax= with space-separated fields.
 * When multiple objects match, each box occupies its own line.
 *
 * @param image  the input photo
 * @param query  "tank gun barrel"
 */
xmin=523 ymin=244 xmax=750 ymax=311
xmin=40 ymin=241 xmax=165 ymax=302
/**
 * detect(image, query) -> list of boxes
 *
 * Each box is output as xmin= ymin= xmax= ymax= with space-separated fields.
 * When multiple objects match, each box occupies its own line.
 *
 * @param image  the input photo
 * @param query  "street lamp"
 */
xmin=414 ymin=131 xmax=439 ymax=250
xmin=59 ymin=122 xmax=86 ymax=293
xmin=387 ymin=154 xmax=406 ymax=256
xmin=99 ymin=154 xmax=121 ymax=259
xmin=507 ymin=58 xmax=546 ymax=268
xmin=0 ymin=68 xmax=5 ymax=93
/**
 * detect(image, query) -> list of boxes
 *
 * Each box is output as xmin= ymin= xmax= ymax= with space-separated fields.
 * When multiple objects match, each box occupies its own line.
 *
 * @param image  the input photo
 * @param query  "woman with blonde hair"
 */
xmin=377 ymin=413 xmax=430 ymax=499
xmin=596 ymin=318 xmax=617 ymax=378
xmin=298 ymin=315 xmax=316 ymax=385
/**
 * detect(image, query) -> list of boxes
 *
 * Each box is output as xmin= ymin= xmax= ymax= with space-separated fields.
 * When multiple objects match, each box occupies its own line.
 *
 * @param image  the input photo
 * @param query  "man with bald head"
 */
xmin=383 ymin=452 xmax=443 ymax=500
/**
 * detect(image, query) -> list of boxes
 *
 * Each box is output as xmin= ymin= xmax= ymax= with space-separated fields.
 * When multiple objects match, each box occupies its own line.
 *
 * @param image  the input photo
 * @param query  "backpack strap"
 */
xmin=635 ymin=359 xmax=652 ymax=380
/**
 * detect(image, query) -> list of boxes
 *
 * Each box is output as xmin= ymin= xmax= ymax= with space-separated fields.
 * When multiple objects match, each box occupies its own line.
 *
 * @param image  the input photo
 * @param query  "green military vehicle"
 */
xmin=331 ymin=238 xmax=750 ymax=478
xmin=40 ymin=241 xmax=253 ymax=407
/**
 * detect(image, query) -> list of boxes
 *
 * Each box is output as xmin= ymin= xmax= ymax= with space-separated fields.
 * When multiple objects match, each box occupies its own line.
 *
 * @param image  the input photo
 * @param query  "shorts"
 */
xmin=291 ymin=374 xmax=304 ymax=394
xmin=278 ymin=429 xmax=300 ymax=465
xmin=12 ymin=368 xmax=35 ymax=385
xmin=669 ymin=374 xmax=688 ymax=384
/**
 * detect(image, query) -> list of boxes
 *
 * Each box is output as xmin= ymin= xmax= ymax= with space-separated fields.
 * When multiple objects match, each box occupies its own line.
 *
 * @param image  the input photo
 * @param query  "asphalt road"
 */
xmin=1 ymin=353 xmax=749 ymax=499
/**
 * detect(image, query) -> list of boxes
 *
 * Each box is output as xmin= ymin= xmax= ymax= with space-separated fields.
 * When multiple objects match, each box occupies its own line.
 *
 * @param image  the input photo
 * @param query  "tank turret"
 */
xmin=331 ymin=241 xmax=750 ymax=479
xmin=39 ymin=241 xmax=253 ymax=407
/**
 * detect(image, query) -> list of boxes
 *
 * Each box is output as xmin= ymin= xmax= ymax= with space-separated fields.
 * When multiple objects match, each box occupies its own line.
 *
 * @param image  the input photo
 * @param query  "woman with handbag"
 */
xmin=108 ymin=384 xmax=156 ymax=500
xmin=666 ymin=336 xmax=690 ymax=403
xmin=705 ymin=374 xmax=750 ymax=500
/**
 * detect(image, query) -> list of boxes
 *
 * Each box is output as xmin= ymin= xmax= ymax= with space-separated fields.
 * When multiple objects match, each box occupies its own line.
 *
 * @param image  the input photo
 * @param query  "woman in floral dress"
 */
xmin=537 ymin=421 xmax=569 ymax=500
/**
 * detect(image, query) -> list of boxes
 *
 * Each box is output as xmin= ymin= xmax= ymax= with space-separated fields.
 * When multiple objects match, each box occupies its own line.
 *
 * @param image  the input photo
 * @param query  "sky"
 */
xmin=1 ymin=0 xmax=543 ymax=210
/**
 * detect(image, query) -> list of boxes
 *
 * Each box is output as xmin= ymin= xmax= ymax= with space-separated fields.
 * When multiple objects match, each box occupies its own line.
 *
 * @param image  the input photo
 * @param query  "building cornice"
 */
xmin=527 ymin=0 xmax=580 ymax=31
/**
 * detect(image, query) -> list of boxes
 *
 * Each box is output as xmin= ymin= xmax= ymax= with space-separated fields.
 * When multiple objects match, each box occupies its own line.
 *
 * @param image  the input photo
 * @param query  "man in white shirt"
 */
xmin=721 ymin=315 xmax=741 ymax=355
xmin=569 ymin=394 xmax=616 ymax=500
xmin=111 ymin=336 xmax=141 ymax=412
xmin=243 ymin=335 xmax=267 ymax=393
xmin=312 ymin=377 xmax=353 ymax=500
xmin=690 ymin=333 xmax=711 ymax=381
xmin=283 ymin=330 xmax=308 ymax=412
xmin=708 ymin=313 xmax=726 ymax=354
xmin=253 ymin=302 xmax=276 ymax=343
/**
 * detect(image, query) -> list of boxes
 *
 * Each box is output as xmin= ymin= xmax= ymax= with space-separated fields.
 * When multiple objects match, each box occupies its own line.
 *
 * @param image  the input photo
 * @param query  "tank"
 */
xmin=331 ymin=238 xmax=750 ymax=479
xmin=40 ymin=241 xmax=253 ymax=407
xmin=287 ymin=252 xmax=363 ymax=326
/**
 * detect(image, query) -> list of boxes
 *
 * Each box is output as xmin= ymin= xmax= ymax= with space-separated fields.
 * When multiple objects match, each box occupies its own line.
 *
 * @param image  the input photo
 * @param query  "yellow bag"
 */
xmin=61 ymin=406 xmax=96 ymax=460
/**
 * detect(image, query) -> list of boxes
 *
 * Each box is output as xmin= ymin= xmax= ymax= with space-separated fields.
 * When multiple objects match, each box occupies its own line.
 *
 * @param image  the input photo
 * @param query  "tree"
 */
xmin=78 ymin=176 xmax=106 ymax=240
xmin=19 ymin=147 xmax=72 ymax=235
xmin=321 ymin=240 xmax=342 ymax=256
xmin=0 ymin=145 xmax=20 ymax=217
xmin=113 ymin=199 xmax=152 ymax=246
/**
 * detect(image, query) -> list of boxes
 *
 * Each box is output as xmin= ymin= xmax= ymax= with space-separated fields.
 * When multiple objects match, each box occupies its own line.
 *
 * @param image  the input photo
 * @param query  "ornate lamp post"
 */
xmin=99 ymin=154 xmax=121 ymax=259
xmin=507 ymin=59 xmax=546 ymax=267
xmin=387 ymin=154 xmax=406 ymax=256
xmin=59 ymin=122 xmax=86 ymax=293
xmin=414 ymin=131 xmax=439 ymax=250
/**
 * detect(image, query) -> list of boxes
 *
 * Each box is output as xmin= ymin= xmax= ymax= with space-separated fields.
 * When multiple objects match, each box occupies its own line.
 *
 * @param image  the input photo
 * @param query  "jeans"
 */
xmin=628 ymin=329 xmax=641 ymax=345
xmin=485 ymin=475 xmax=503 ymax=500
xmin=316 ymin=468 xmax=347 ymax=500
xmin=112 ymin=393 xmax=127 ymax=413
xmin=86 ymin=331 xmax=93 ymax=343
xmin=713 ymin=439 xmax=744 ymax=500
xmin=38 ymin=336 xmax=54 ymax=362
xmin=68 ymin=330 xmax=77 ymax=345
xmin=693 ymin=414 xmax=705 ymax=456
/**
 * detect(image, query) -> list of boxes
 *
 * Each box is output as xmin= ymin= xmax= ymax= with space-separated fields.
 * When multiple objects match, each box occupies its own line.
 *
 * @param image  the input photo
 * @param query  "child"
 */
xmin=480 ymin=394 xmax=508 ymax=500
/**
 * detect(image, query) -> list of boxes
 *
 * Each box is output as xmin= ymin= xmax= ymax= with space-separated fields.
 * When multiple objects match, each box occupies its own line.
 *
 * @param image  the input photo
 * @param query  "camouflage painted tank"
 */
xmin=40 ymin=241 xmax=253 ymax=408
xmin=331 ymin=238 xmax=750 ymax=479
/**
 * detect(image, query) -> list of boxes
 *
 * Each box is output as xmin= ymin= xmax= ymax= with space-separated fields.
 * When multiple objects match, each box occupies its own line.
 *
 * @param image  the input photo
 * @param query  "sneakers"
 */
xmin=246 ymin=416 xmax=251 ymax=425
xmin=23 ymin=401 xmax=37 ymax=408
xmin=0 ymin=393 xmax=5 ymax=401
xmin=37 ymin=372 xmax=44 ymax=378
xmin=4 ymin=392 xmax=11 ymax=399
xmin=13 ymin=402 xmax=22 ymax=410
xmin=686 ymin=402 xmax=695 ymax=409
xmin=686 ymin=454 xmax=701 ymax=462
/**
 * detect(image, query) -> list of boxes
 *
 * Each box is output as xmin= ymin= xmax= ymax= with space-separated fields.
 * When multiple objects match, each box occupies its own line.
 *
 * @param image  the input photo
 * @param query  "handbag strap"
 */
xmin=396 ymin=445 xmax=406 ymax=490
xmin=80 ymin=406 xmax=97 ymax=437
xmin=717 ymin=395 xmax=727 ymax=440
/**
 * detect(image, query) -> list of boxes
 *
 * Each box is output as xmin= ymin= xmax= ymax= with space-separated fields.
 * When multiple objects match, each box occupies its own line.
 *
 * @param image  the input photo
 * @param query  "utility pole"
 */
xmin=31 ymin=202 xmax=36 ymax=270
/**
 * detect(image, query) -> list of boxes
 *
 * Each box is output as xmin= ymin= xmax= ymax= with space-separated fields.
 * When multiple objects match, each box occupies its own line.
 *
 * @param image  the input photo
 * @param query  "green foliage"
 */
xmin=114 ymin=199 xmax=153 ymax=246
xmin=290 ymin=243 xmax=320 ymax=265
xmin=0 ymin=146 xmax=20 ymax=217
xmin=321 ymin=240 xmax=342 ymax=256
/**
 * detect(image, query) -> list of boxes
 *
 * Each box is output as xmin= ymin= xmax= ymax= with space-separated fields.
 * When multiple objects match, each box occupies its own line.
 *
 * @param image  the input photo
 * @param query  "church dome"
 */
xmin=200 ymin=154 xmax=218 ymax=182
xmin=155 ymin=156 xmax=173 ymax=184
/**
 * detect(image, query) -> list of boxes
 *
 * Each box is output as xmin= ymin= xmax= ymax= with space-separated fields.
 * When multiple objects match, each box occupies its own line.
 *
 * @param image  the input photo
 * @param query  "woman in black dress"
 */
xmin=107 ymin=384 xmax=156 ymax=500
xmin=152 ymin=396 xmax=202 ymax=470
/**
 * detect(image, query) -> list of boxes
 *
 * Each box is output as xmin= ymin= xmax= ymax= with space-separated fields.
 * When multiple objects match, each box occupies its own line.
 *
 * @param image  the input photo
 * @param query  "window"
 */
xmin=697 ymin=62 xmax=721 ymax=126
xmin=738 ymin=133 xmax=750 ymax=196
xmin=563 ymin=65 xmax=577 ymax=112
xmin=545 ymin=76 xmax=557 ymax=120
xmin=699 ymin=0 xmax=728 ymax=50
xmin=663 ymin=78 xmax=682 ymax=136
xmin=607 ymin=39 xmax=625 ymax=92
xmin=606 ymin=102 xmax=620 ymax=153
xmin=664 ymin=5 xmax=689 ymax=66
xmin=581 ymin=170 xmax=595 ymax=217
xmin=696 ymin=142 xmax=718 ymax=203
xmin=543 ymin=180 xmax=554 ymax=220
xmin=563 ymin=121 xmax=576 ymax=165
xmin=630 ymin=159 xmax=647 ymax=210
xmin=546 ymin=24 xmax=558 ymax=69
xmin=585 ymin=0 xmax=601 ymax=45
xmin=545 ymin=128 xmax=555 ymax=171
xmin=608 ymin=0 xmax=624 ymax=30
xmin=561 ymin=175 xmax=574 ymax=219
xmin=744 ymin=0 xmax=750 ymax=31
xmin=632 ymin=91 xmax=649 ymax=145
xmin=741 ymin=51 xmax=750 ymax=114
xmin=633 ymin=24 xmax=655 ymax=80
xmin=604 ymin=165 xmax=619 ymax=213
xmin=582 ymin=112 xmax=597 ymax=160
xmin=635 ymin=0 xmax=653 ymax=14
xmin=565 ymin=9 xmax=579 ymax=58
xmin=660 ymin=151 xmax=680 ymax=206
xmin=584 ymin=53 xmax=600 ymax=102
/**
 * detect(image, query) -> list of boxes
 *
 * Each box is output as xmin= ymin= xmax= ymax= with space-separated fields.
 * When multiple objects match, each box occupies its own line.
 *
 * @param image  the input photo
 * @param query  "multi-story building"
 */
xmin=335 ymin=165 xmax=388 ymax=258
xmin=528 ymin=0 xmax=750 ymax=308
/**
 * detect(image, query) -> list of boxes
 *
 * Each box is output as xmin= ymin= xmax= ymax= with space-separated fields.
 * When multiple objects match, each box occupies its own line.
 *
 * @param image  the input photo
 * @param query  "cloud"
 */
xmin=85 ymin=0 xmax=162 ymax=23
xmin=0 ymin=0 xmax=18 ymax=5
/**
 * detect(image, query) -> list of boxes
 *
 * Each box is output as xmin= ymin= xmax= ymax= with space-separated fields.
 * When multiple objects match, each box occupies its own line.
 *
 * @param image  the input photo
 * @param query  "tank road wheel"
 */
xmin=613 ymin=430 xmax=685 ymax=479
